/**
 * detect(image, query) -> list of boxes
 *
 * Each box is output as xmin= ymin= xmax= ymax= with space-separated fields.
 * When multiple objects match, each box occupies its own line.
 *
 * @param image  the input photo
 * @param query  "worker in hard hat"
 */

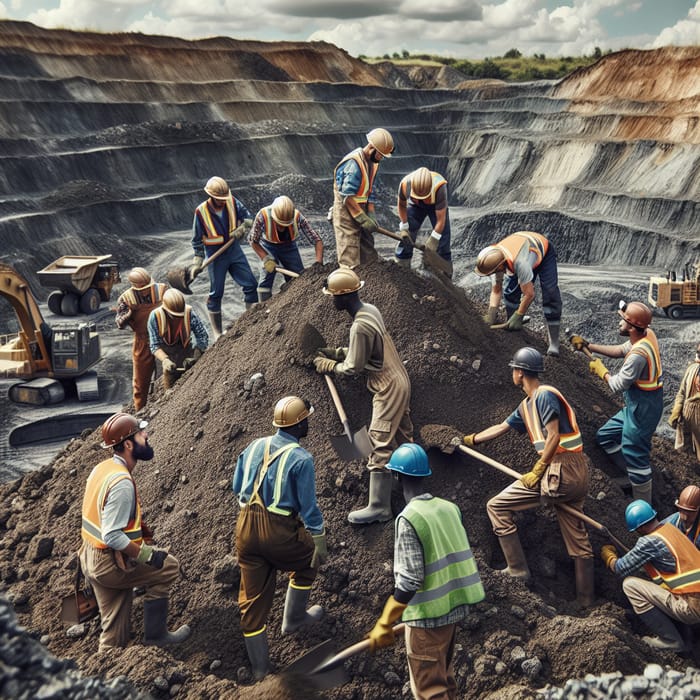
xmin=601 ymin=499 xmax=700 ymax=653
xmin=114 ymin=267 xmax=167 ymax=411
xmin=191 ymin=176 xmax=258 ymax=338
xmin=461 ymin=347 xmax=594 ymax=606
xmin=475 ymin=231 xmax=562 ymax=356
xmin=572 ymin=300 xmax=663 ymax=504
xmin=233 ymin=396 xmax=327 ymax=681
xmin=332 ymin=128 xmax=394 ymax=268
xmin=249 ymin=195 xmax=323 ymax=303
xmin=315 ymin=267 xmax=413 ymax=525
xmin=668 ymin=343 xmax=700 ymax=460
xmin=394 ymin=167 xmax=452 ymax=275
xmin=367 ymin=443 xmax=484 ymax=700
xmin=147 ymin=288 xmax=208 ymax=390
xmin=80 ymin=412 xmax=191 ymax=651
xmin=662 ymin=485 xmax=700 ymax=548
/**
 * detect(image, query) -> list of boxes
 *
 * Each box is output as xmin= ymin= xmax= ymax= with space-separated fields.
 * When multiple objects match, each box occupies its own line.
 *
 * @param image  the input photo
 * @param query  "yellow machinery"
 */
xmin=648 ymin=263 xmax=700 ymax=319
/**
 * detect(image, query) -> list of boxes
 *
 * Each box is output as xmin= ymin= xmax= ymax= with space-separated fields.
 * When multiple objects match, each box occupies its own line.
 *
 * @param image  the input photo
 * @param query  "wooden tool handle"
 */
xmin=201 ymin=236 xmax=237 ymax=270
xmin=314 ymin=624 xmax=406 ymax=673
xmin=324 ymin=374 xmax=349 ymax=424
xmin=276 ymin=266 xmax=300 ymax=278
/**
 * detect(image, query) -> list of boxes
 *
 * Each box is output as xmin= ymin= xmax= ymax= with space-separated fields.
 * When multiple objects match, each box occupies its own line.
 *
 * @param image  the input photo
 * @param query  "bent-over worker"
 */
xmin=662 ymin=485 xmax=700 ymax=549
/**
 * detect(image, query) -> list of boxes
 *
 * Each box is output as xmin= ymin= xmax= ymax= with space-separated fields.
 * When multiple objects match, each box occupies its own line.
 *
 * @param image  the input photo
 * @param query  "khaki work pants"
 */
xmin=622 ymin=576 xmax=700 ymax=622
xmin=79 ymin=542 xmax=180 ymax=650
xmin=486 ymin=452 xmax=592 ymax=558
xmin=332 ymin=191 xmax=379 ymax=269
xmin=405 ymin=624 xmax=458 ymax=700
xmin=235 ymin=504 xmax=316 ymax=634
xmin=680 ymin=397 xmax=700 ymax=460
xmin=132 ymin=334 xmax=155 ymax=411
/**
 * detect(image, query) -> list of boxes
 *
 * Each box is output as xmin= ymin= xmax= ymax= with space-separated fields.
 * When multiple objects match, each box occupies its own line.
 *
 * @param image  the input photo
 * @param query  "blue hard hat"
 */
xmin=625 ymin=499 xmax=657 ymax=532
xmin=387 ymin=443 xmax=432 ymax=477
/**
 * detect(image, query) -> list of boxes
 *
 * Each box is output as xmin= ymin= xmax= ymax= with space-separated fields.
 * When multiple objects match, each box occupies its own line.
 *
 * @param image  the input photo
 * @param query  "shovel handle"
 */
xmin=200 ymin=236 xmax=237 ymax=271
xmin=457 ymin=444 xmax=629 ymax=552
xmin=276 ymin=266 xmax=300 ymax=278
xmin=323 ymin=374 xmax=354 ymax=440
xmin=377 ymin=226 xmax=425 ymax=251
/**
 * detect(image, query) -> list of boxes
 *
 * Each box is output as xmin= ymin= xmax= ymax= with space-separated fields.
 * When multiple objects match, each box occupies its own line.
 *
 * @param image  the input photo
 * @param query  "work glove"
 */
xmin=182 ymin=349 xmax=203 ymax=371
xmin=232 ymin=218 xmax=253 ymax=241
xmin=262 ymin=255 xmax=277 ymax=274
xmin=569 ymin=335 xmax=589 ymax=351
xmin=589 ymin=358 xmax=609 ymax=381
xmin=161 ymin=357 xmax=177 ymax=374
xmin=482 ymin=306 xmax=499 ymax=325
xmin=354 ymin=210 xmax=378 ymax=234
xmin=399 ymin=231 xmax=414 ymax=248
xmin=317 ymin=347 xmax=347 ymax=362
xmin=191 ymin=255 xmax=204 ymax=278
xmin=314 ymin=356 xmax=338 ymax=374
xmin=136 ymin=544 xmax=168 ymax=569
xmin=463 ymin=434 xmax=477 ymax=448
xmin=600 ymin=544 xmax=618 ymax=571
xmin=424 ymin=231 xmax=441 ymax=253
xmin=520 ymin=458 xmax=548 ymax=489
xmin=310 ymin=531 xmax=328 ymax=568
xmin=668 ymin=404 xmax=682 ymax=429
xmin=368 ymin=596 xmax=408 ymax=653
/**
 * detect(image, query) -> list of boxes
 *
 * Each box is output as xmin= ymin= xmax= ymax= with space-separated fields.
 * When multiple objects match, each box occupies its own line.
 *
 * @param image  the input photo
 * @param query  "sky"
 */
xmin=1 ymin=0 xmax=699 ymax=59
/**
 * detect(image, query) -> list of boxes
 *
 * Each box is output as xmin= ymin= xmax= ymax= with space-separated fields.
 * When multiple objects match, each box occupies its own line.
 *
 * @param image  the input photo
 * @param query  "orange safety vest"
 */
xmin=334 ymin=148 xmax=378 ymax=203
xmin=81 ymin=458 xmax=142 ymax=549
xmin=628 ymin=328 xmax=663 ymax=391
xmin=195 ymin=198 xmax=239 ymax=246
xmin=644 ymin=523 xmax=700 ymax=594
xmin=496 ymin=232 xmax=549 ymax=274
xmin=519 ymin=384 xmax=583 ymax=454
xmin=400 ymin=170 xmax=447 ymax=206
xmin=260 ymin=206 xmax=301 ymax=243
xmin=154 ymin=306 xmax=192 ymax=348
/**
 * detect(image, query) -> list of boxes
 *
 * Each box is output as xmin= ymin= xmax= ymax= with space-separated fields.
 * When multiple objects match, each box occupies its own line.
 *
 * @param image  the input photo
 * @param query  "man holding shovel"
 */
xmin=314 ymin=267 xmax=413 ymax=525
xmin=461 ymin=347 xmax=594 ymax=605
xmin=191 ymin=176 xmax=257 ymax=337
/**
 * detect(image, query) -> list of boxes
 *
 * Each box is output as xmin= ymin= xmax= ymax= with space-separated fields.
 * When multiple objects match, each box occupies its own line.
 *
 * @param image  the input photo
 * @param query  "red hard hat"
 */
xmin=676 ymin=485 xmax=700 ymax=512
xmin=618 ymin=300 xmax=652 ymax=330
xmin=101 ymin=412 xmax=148 ymax=449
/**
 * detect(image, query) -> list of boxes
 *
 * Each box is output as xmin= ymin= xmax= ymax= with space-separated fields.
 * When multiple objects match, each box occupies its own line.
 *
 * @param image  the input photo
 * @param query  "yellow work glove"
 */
xmin=262 ymin=255 xmax=277 ymax=274
xmin=600 ymin=544 xmax=618 ymax=571
xmin=368 ymin=596 xmax=408 ymax=653
xmin=569 ymin=334 xmax=589 ymax=351
xmin=463 ymin=434 xmax=477 ymax=448
xmin=313 ymin=356 xmax=337 ymax=374
xmin=589 ymin=358 xmax=609 ymax=381
xmin=482 ymin=306 xmax=499 ymax=325
xmin=318 ymin=347 xmax=347 ymax=362
xmin=521 ymin=458 xmax=548 ymax=489
xmin=668 ymin=404 xmax=682 ymax=430
xmin=162 ymin=357 xmax=176 ymax=373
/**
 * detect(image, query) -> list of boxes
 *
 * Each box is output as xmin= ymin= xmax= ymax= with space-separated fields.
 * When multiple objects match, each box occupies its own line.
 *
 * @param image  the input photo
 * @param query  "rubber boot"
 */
xmin=574 ymin=557 xmax=595 ymax=607
xmin=631 ymin=480 xmax=653 ymax=504
xmin=546 ymin=322 xmax=560 ymax=357
xmin=208 ymin=311 xmax=222 ymax=339
xmin=243 ymin=629 xmax=271 ymax=680
xmin=496 ymin=532 xmax=531 ymax=580
xmin=347 ymin=470 xmax=393 ymax=525
xmin=395 ymin=257 xmax=411 ymax=269
xmin=245 ymin=302 xmax=255 ymax=311
xmin=637 ymin=608 xmax=686 ymax=652
xmin=281 ymin=584 xmax=323 ymax=635
xmin=143 ymin=598 xmax=191 ymax=646
xmin=257 ymin=289 xmax=272 ymax=303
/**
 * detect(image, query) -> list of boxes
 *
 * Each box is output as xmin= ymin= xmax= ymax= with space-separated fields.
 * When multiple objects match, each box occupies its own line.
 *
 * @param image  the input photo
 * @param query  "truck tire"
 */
xmin=60 ymin=292 xmax=80 ymax=316
xmin=668 ymin=305 xmax=684 ymax=320
xmin=79 ymin=288 xmax=101 ymax=314
xmin=47 ymin=290 xmax=64 ymax=315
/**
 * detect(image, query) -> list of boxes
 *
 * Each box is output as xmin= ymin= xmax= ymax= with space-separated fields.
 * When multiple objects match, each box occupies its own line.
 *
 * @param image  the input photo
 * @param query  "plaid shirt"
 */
xmin=249 ymin=210 xmax=321 ymax=246
xmin=613 ymin=532 xmax=676 ymax=577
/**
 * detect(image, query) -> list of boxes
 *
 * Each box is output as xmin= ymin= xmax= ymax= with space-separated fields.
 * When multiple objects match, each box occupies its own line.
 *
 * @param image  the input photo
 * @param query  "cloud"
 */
xmin=27 ymin=0 xmax=153 ymax=32
xmin=262 ymin=0 xmax=399 ymax=20
xmin=398 ymin=0 xmax=482 ymax=22
xmin=651 ymin=0 xmax=700 ymax=48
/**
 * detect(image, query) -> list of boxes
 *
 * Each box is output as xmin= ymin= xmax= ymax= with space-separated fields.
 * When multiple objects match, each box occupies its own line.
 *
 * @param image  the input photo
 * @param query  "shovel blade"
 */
xmin=281 ymin=638 xmax=351 ymax=691
xmin=166 ymin=266 xmax=194 ymax=295
xmin=329 ymin=425 xmax=372 ymax=461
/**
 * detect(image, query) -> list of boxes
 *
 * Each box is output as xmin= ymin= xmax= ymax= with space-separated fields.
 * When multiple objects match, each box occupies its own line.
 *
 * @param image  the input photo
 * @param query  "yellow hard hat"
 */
xmin=323 ymin=268 xmax=365 ymax=296
xmin=366 ymin=128 xmax=394 ymax=158
xmin=271 ymin=196 xmax=295 ymax=226
xmin=273 ymin=396 xmax=314 ymax=428
xmin=163 ymin=288 xmax=186 ymax=317
xmin=204 ymin=176 xmax=230 ymax=200
xmin=475 ymin=246 xmax=506 ymax=276
xmin=410 ymin=167 xmax=433 ymax=200
xmin=127 ymin=267 xmax=151 ymax=290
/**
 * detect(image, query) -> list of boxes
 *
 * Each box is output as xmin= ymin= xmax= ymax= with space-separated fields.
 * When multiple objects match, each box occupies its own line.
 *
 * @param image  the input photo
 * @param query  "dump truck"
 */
xmin=0 ymin=263 xmax=101 ymax=404
xmin=648 ymin=263 xmax=700 ymax=319
xmin=38 ymin=254 xmax=120 ymax=316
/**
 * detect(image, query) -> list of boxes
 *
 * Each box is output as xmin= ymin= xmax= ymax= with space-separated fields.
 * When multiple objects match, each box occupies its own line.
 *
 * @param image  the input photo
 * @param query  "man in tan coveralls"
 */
xmin=332 ymin=128 xmax=394 ymax=268
xmin=315 ymin=267 xmax=413 ymax=525
xmin=114 ymin=267 xmax=167 ymax=411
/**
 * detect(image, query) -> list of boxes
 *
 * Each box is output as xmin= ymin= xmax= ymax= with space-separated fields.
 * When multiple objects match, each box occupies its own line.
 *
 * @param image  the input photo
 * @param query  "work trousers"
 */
xmin=236 ymin=503 xmax=316 ymax=634
xmin=394 ymin=203 xmax=452 ymax=262
xmin=405 ymin=623 xmax=457 ymax=700
xmin=486 ymin=452 xmax=592 ymax=558
xmin=79 ymin=542 xmax=180 ymax=650
xmin=679 ymin=397 xmax=700 ymax=460
xmin=503 ymin=247 xmax=562 ymax=323
xmin=132 ymin=334 xmax=155 ymax=411
xmin=257 ymin=240 xmax=304 ymax=296
xmin=161 ymin=345 xmax=193 ymax=390
xmin=332 ymin=191 xmax=378 ymax=269
xmin=596 ymin=385 xmax=663 ymax=485
xmin=205 ymin=241 xmax=257 ymax=309
xmin=622 ymin=577 xmax=700 ymax=623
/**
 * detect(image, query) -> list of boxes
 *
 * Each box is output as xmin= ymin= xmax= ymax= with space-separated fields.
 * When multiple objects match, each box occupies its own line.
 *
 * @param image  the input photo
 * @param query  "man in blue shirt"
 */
xmin=232 ymin=396 xmax=327 ymax=680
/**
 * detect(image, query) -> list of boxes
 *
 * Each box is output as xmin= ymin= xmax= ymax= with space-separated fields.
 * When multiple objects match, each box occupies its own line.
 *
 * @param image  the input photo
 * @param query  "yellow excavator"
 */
xmin=0 ymin=263 xmax=101 ymax=404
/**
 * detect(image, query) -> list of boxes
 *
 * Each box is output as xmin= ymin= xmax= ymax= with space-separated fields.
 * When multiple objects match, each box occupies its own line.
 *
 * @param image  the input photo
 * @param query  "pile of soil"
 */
xmin=1 ymin=260 xmax=698 ymax=698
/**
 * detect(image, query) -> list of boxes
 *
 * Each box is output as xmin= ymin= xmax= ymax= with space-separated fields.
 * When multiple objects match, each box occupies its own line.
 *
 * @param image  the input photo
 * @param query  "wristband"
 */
xmin=399 ymin=221 xmax=410 ymax=231
xmin=430 ymin=230 xmax=441 ymax=239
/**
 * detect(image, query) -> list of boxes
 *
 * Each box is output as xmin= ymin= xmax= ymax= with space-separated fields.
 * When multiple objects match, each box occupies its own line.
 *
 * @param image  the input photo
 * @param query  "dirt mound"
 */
xmin=1 ymin=260 xmax=698 ymax=698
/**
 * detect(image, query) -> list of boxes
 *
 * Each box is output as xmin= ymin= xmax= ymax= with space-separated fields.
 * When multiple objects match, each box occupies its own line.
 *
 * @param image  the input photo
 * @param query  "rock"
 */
xmin=153 ymin=675 xmax=169 ymax=690
xmin=28 ymin=536 xmax=54 ymax=562
xmin=521 ymin=657 xmax=542 ymax=679
xmin=212 ymin=554 xmax=239 ymax=584
xmin=644 ymin=663 xmax=663 ymax=681
xmin=66 ymin=623 xmax=87 ymax=638
xmin=383 ymin=671 xmax=401 ymax=686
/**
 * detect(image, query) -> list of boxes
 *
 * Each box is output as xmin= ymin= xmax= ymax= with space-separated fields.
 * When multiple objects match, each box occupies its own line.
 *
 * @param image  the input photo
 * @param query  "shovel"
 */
xmin=167 ymin=236 xmax=237 ymax=295
xmin=377 ymin=226 xmax=453 ymax=277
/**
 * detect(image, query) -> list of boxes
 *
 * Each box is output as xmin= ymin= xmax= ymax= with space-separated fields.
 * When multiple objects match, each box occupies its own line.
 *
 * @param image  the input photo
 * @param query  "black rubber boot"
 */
xmin=257 ymin=289 xmax=272 ymax=303
xmin=143 ymin=598 xmax=191 ymax=646
xmin=281 ymin=584 xmax=323 ymax=635
xmin=208 ymin=311 xmax=222 ymax=339
xmin=637 ymin=608 xmax=686 ymax=652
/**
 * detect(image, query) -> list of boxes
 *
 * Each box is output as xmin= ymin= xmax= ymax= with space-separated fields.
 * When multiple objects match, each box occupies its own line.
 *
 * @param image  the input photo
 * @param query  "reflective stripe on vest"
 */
xmin=241 ymin=437 xmax=299 ymax=516
xmin=644 ymin=523 xmax=700 ymax=593
xmin=519 ymin=385 xmax=583 ymax=454
xmin=81 ymin=458 xmax=142 ymax=548
xmin=497 ymin=232 xmax=549 ymax=274
xmin=155 ymin=306 xmax=192 ymax=348
xmin=629 ymin=330 xmax=664 ymax=391
xmin=401 ymin=171 xmax=447 ymax=206
xmin=400 ymin=498 xmax=485 ymax=622
xmin=260 ymin=206 xmax=300 ymax=243
xmin=196 ymin=198 xmax=238 ymax=245
xmin=334 ymin=148 xmax=378 ymax=203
